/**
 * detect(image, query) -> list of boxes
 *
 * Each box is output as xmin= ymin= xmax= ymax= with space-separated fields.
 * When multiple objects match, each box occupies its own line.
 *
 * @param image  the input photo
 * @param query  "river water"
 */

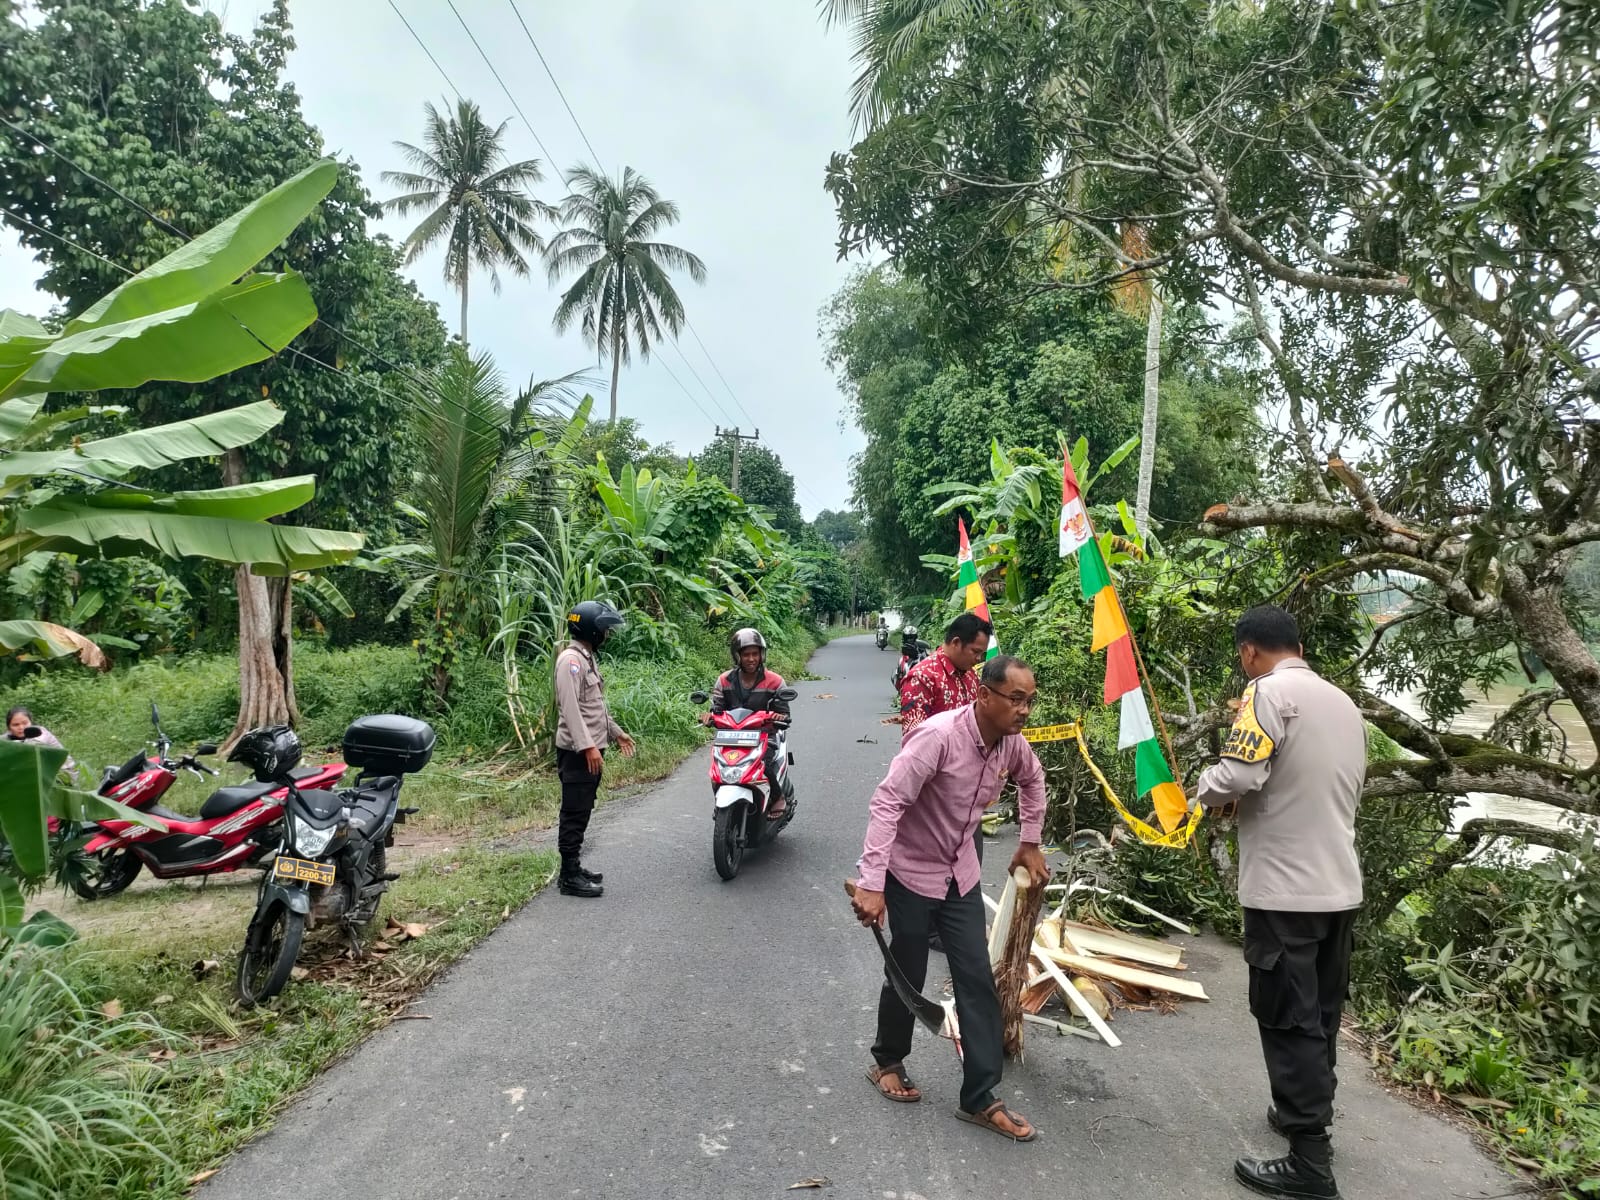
xmin=1386 ymin=682 xmax=1589 ymax=858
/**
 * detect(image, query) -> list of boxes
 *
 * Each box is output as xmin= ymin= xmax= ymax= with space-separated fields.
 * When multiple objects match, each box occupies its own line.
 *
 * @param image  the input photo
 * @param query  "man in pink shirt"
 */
xmin=851 ymin=655 xmax=1049 ymax=1142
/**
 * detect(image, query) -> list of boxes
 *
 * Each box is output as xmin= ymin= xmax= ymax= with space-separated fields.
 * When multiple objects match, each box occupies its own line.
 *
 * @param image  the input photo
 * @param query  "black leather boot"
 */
xmin=1234 ymin=1133 xmax=1339 ymax=1199
xmin=558 ymin=858 xmax=603 ymax=898
xmin=575 ymin=863 xmax=603 ymax=884
xmin=1268 ymin=1107 xmax=1336 ymax=1161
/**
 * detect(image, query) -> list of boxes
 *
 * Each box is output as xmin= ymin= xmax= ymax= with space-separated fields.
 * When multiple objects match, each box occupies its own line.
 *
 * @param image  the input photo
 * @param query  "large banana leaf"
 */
xmin=16 ymin=496 xmax=362 ymax=573
xmin=5 ymin=272 xmax=317 ymax=401
xmin=0 ymin=400 xmax=286 ymax=489
xmin=0 ymin=741 xmax=166 ymax=885
xmin=0 ymin=395 xmax=44 ymax=444
xmin=0 ymin=619 xmax=108 ymax=668
xmin=66 ymin=159 xmax=339 ymax=334
xmin=57 ymin=476 xmax=318 ymax=522
xmin=0 ymin=741 xmax=65 ymax=877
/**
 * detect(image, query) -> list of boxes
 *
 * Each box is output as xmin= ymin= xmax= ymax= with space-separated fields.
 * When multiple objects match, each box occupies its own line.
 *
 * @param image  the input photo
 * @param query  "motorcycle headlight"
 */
xmin=292 ymin=818 xmax=337 ymax=858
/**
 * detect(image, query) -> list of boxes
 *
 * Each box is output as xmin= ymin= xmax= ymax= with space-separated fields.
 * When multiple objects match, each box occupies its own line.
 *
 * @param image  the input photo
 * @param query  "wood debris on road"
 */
xmin=982 ymin=873 xmax=1209 ymax=1052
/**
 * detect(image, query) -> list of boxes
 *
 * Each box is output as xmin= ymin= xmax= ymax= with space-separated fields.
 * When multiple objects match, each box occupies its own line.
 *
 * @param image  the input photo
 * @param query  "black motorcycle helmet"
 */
xmin=228 ymin=725 xmax=303 ymax=783
xmin=567 ymin=599 xmax=626 ymax=648
xmin=901 ymin=624 xmax=920 ymax=644
xmin=729 ymin=627 xmax=768 ymax=671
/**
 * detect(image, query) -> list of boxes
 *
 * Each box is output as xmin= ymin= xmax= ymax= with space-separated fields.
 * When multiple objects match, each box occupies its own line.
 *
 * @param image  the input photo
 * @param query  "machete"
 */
xmin=844 ymin=880 xmax=962 ymax=1054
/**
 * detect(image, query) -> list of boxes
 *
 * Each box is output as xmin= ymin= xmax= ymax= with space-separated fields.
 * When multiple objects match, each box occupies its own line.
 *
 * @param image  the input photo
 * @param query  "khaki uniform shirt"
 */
xmin=1196 ymin=658 xmax=1365 ymax=912
xmin=553 ymin=641 xmax=625 ymax=753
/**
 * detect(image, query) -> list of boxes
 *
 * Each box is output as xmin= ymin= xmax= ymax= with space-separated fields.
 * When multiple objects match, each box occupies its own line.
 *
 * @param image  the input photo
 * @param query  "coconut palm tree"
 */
xmin=370 ymin=348 xmax=591 ymax=705
xmin=544 ymin=165 xmax=707 ymax=424
xmin=382 ymin=99 xmax=553 ymax=346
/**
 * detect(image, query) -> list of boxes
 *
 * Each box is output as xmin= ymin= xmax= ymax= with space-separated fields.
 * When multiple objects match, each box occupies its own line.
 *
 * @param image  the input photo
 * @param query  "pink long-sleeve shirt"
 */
xmin=856 ymin=705 xmax=1047 ymax=899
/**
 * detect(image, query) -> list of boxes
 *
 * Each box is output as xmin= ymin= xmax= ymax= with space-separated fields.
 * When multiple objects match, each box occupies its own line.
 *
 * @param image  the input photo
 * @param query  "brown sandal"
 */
xmin=866 ymin=1062 xmax=921 ymax=1103
xmin=957 ymin=1100 xmax=1037 ymax=1141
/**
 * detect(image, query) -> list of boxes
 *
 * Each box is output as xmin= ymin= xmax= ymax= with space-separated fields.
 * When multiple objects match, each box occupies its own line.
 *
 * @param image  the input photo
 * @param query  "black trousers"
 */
xmin=1243 ymin=907 xmax=1360 ymax=1135
xmin=555 ymin=748 xmax=601 ymax=862
xmin=873 ymin=874 xmax=1003 ymax=1114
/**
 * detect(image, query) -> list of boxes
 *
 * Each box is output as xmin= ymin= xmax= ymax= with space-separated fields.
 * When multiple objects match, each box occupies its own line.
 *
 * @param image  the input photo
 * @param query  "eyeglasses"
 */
xmin=983 ymin=687 xmax=1037 ymax=710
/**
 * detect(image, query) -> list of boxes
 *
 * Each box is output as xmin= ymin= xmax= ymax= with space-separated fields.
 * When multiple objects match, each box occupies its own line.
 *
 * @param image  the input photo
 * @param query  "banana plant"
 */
xmin=0 ymin=160 xmax=362 ymax=658
xmin=920 ymin=432 xmax=1143 ymax=603
xmin=1 ymin=161 xmax=360 ymax=895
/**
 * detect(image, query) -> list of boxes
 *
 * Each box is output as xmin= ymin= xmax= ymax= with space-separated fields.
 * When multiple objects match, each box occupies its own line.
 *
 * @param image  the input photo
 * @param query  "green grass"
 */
xmin=51 ymin=846 xmax=555 ymax=1199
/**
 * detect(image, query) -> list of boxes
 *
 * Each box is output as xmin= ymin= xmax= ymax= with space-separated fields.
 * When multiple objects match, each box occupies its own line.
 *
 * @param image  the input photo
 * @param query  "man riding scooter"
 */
xmin=707 ymin=628 xmax=792 ymax=818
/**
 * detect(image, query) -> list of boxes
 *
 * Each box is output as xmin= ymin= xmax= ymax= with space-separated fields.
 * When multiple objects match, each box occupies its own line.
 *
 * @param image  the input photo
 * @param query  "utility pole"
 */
xmin=715 ymin=425 xmax=760 ymax=496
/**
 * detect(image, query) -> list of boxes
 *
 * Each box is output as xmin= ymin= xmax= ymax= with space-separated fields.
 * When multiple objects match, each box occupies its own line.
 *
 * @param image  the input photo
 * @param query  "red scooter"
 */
xmin=58 ymin=704 xmax=346 ymax=900
xmin=689 ymin=686 xmax=799 ymax=881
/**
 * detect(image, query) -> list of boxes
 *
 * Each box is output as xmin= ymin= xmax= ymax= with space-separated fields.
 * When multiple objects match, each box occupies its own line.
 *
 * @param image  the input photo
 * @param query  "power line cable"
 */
xmin=387 ymin=0 xmax=464 ymax=101
xmin=504 ymin=0 xmax=604 ymax=172
xmin=0 ymin=113 xmax=192 ymax=241
xmin=475 ymin=14 xmax=767 ymax=442
xmin=683 ymin=317 xmax=761 ymax=430
xmin=443 ymin=0 xmax=562 ymax=178
xmin=652 ymin=353 xmax=721 ymax=427
xmin=659 ymin=336 xmax=738 ymax=426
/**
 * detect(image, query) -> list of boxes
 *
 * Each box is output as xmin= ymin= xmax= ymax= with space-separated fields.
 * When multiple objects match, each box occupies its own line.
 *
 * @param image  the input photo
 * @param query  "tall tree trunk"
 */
xmin=608 ymin=322 xmax=621 ymax=424
xmin=224 ymin=448 xmax=299 ymax=749
xmin=1134 ymin=287 xmax=1163 ymax=534
xmin=460 ymin=272 xmax=469 ymax=348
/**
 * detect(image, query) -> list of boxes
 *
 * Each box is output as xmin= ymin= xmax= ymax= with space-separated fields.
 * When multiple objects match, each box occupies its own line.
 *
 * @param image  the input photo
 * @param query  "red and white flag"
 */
xmin=1059 ymin=456 xmax=1092 ymax=557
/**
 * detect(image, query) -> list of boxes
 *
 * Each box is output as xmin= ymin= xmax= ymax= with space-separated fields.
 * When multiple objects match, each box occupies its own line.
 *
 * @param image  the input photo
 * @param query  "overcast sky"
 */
xmin=0 ymin=0 xmax=867 ymax=518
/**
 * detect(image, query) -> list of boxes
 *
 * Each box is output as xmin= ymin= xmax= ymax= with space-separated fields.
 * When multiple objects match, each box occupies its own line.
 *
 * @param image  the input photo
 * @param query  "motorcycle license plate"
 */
xmin=714 ymin=730 xmax=762 ymax=747
xmin=272 ymin=855 xmax=335 ymax=887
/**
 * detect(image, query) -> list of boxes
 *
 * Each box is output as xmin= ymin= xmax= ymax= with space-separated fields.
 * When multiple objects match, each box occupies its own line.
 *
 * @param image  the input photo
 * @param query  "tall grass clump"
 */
xmin=0 ymin=943 xmax=177 ymax=1200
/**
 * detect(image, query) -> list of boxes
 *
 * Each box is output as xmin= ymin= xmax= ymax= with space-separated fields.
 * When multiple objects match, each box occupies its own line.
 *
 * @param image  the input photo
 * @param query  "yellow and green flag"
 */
xmin=957 ymin=518 xmax=999 ymax=660
xmin=1059 ymin=457 xmax=1189 ymax=835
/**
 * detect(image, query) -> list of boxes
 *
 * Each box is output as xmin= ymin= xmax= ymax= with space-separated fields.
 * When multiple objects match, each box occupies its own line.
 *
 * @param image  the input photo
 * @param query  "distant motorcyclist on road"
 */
xmin=900 ymin=625 xmax=924 ymax=658
xmin=708 ymin=628 xmax=792 ymax=819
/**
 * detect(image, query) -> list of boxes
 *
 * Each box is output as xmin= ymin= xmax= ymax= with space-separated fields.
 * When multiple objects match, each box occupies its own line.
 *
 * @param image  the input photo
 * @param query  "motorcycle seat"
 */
xmin=198 ymin=766 xmax=323 ymax=820
xmin=199 ymin=781 xmax=276 ymax=820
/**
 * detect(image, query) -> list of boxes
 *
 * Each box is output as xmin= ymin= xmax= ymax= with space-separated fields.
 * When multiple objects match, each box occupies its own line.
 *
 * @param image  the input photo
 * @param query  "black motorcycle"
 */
xmin=875 ymin=624 xmax=889 ymax=650
xmin=236 ymin=715 xmax=435 ymax=1005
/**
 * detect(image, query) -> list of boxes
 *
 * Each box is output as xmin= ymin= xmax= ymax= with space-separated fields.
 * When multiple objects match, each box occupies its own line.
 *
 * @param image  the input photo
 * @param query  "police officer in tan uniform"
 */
xmin=1196 ymin=605 xmax=1365 ymax=1200
xmin=553 ymin=600 xmax=635 ymax=898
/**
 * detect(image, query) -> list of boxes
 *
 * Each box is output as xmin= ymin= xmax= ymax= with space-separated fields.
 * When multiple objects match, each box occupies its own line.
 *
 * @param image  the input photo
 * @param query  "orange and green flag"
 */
xmin=1058 ymin=454 xmax=1188 ymax=835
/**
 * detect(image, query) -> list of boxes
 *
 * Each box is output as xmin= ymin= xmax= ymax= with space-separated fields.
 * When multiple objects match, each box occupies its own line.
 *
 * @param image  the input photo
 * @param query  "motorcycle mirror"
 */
xmin=689 ymin=691 xmax=709 ymax=705
xmin=196 ymin=743 xmax=219 ymax=757
xmin=150 ymin=701 xmax=161 ymax=729
xmin=777 ymin=687 xmax=799 ymax=702
xmin=22 ymin=725 xmax=43 ymax=739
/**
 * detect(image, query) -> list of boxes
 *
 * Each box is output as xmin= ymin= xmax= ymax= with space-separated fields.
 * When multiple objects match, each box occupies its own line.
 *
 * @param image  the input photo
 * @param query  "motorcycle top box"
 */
xmin=341 ymin=714 xmax=436 ymax=776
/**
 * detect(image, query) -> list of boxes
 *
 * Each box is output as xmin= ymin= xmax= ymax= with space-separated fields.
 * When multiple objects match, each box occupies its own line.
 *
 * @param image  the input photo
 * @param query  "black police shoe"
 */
xmin=1267 ymin=1108 xmax=1336 ymax=1161
xmin=1234 ymin=1134 xmax=1339 ymax=1200
xmin=558 ymin=861 xmax=603 ymax=898
xmin=575 ymin=863 xmax=603 ymax=884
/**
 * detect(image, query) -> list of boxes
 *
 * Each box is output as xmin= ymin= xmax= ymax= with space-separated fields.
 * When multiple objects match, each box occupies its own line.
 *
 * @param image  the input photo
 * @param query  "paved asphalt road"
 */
xmin=205 ymin=636 xmax=1518 ymax=1200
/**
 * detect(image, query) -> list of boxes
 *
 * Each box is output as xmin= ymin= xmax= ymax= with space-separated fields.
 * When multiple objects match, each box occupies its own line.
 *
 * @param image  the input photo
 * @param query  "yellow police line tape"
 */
xmin=1022 ymin=722 xmax=1203 ymax=849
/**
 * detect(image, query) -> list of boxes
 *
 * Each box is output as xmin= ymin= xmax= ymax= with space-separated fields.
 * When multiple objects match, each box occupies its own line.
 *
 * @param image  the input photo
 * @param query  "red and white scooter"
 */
xmin=689 ymin=686 xmax=799 ymax=880
xmin=53 ymin=703 xmax=346 ymax=899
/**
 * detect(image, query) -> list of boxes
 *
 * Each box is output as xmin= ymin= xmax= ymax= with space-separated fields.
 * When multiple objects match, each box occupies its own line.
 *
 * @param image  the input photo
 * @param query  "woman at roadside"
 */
xmin=6 ymin=705 xmax=77 ymax=778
